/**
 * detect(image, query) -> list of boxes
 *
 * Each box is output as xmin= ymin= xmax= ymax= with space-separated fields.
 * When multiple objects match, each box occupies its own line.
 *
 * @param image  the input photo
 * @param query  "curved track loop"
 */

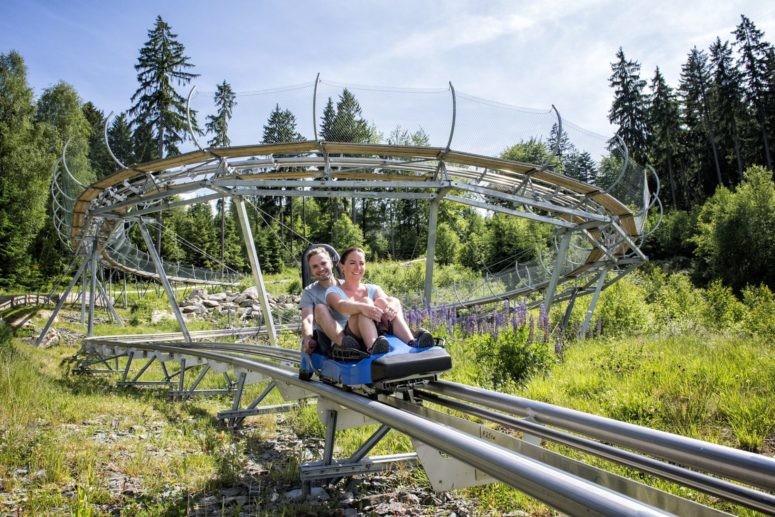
xmin=68 ymin=140 xmax=647 ymax=303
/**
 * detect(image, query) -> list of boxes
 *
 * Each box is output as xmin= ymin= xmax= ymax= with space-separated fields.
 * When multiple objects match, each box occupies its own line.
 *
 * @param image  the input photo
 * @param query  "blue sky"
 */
xmin=2 ymin=0 xmax=773 ymax=154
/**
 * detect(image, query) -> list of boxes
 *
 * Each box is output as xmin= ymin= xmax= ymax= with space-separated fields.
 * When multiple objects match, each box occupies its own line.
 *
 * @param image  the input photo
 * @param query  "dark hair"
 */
xmin=339 ymin=247 xmax=365 ymax=265
xmin=306 ymin=246 xmax=331 ymax=264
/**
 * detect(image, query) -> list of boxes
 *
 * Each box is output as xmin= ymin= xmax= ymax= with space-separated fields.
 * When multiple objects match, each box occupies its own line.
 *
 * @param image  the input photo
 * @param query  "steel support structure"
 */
xmin=138 ymin=220 xmax=191 ymax=342
xmin=581 ymin=265 xmax=609 ymax=337
xmin=543 ymin=231 xmax=572 ymax=313
xmin=87 ymin=237 xmax=98 ymax=337
xmin=300 ymin=406 xmax=417 ymax=496
xmin=36 ymin=258 xmax=89 ymax=345
xmin=234 ymin=197 xmax=277 ymax=345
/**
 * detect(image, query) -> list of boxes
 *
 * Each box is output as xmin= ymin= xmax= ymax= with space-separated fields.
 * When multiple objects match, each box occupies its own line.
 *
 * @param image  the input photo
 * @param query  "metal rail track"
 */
xmin=81 ymin=336 xmax=775 ymax=516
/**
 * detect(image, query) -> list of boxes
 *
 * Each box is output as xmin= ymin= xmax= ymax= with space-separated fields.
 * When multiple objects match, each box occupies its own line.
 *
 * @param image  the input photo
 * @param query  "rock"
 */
xmin=285 ymin=487 xmax=328 ymax=501
xmin=191 ymin=288 xmax=207 ymax=299
xmin=150 ymin=310 xmax=172 ymax=324
xmin=180 ymin=305 xmax=199 ymax=314
xmin=201 ymin=299 xmax=220 ymax=308
xmin=239 ymin=299 xmax=254 ymax=308
xmin=400 ymin=492 xmax=421 ymax=505
xmin=224 ymin=495 xmax=248 ymax=506
xmin=197 ymin=495 xmax=218 ymax=507
xmin=220 ymin=487 xmax=241 ymax=497
xmin=242 ymin=286 xmax=258 ymax=299
xmin=38 ymin=330 xmax=60 ymax=348
xmin=209 ymin=292 xmax=228 ymax=301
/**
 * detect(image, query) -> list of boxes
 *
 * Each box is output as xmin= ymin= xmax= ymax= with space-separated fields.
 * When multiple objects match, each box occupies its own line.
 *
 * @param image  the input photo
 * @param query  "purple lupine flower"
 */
xmin=528 ymin=315 xmax=535 ymax=344
xmin=539 ymin=304 xmax=550 ymax=342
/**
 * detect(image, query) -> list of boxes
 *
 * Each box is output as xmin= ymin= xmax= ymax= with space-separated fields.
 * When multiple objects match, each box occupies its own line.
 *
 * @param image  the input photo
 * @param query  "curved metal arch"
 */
xmin=103 ymin=111 xmax=129 ymax=170
xmin=186 ymin=86 xmax=206 ymax=153
xmin=312 ymin=72 xmax=320 ymax=141
xmin=600 ymin=135 xmax=630 ymax=195
xmin=444 ymin=81 xmax=456 ymax=151
xmin=61 ymin=139 xmax=87 ymax=189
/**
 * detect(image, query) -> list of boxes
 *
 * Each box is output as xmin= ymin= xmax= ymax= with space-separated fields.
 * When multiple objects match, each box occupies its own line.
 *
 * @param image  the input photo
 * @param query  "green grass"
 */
xmin=1 ymin=298 xmax=773 ymax=515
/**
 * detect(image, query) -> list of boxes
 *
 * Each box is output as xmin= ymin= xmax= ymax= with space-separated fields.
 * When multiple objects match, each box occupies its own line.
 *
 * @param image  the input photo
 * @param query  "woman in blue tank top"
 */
xmin=326 ymin=247 xmax=434 ymax=355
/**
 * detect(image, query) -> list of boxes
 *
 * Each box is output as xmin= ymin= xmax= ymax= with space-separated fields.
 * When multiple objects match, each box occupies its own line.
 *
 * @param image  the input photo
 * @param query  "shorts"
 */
xmin=376 ymin=318 xmax=393 ymax=336
xmin=312 ymin=329 xmax=333 ymax=356
xmin=343 ymin=323 xmax=368 ymax=350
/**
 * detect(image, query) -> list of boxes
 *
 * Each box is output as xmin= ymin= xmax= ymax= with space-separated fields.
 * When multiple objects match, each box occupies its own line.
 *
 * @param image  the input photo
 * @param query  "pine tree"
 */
xmin=608 ymin=48 xmax=649 ymax=164
xmin=563 ymin=151 xmax=598 ymax=185
xmin=206 ymin=80 xmax=236 ymax=148
xmin=262 ymin=104 xmax=304 ymax=143
xmin=107 ymin=112 xmax=135 ymax=167
xmin=680 ymin=47 xmax=724 ymax=193
xmin=709 ymin=38 xmax=747 ymax=181
xmin=129 ymin=15 xmax=200 ymax=160
xmin=548 ymin=122 xmax=575 ymax=165
xmin=319 ymin=98 xmax=336 ymax=140
xmin=0 ymin=52 xmax=57 ymax=286
xmin=330 ymin=89 xmax=370 ymax=143
xmin=82 ymin=102 xmax=117 ymax=179
xmin=179 ymin=203 xmax=217 ymax=268
xmin=733 ymin=14 xmax=774 ymax=170
xmin=647 ymin=67 xmax=685 ymax=208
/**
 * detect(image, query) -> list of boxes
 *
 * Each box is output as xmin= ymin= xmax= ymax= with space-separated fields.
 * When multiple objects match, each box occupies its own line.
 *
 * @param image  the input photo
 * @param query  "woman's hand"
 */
xmin=382 ymin=304 xmax=397 ymax=322
xmin=360 ymin=302 xmax=384 ymax=322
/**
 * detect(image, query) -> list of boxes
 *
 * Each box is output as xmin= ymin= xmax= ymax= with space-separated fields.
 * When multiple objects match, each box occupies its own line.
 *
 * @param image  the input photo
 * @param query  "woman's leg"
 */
xmin=379 ymin=297 xmax=414 ymax=343
xmin=343 ymin=297 xmax=379 ymax=349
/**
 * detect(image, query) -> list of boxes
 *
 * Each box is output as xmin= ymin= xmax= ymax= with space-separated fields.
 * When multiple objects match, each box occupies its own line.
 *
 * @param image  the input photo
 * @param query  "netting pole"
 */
xmin=423 ymin=197 xmax=441 ymax=306
xmin=312 ymin=73 xmax=320 ymax=141
xmin=138 ymin=219 xmax=191 ymax=343
xmin=80 ymin=268 xmax=87 ymax=324
xmin=581 ymin=266 xmax=608 ymax=338
xmin=543 ymin=231 xmax=571 ymax=314
xmin=234 ymin=197 xmax=277 ymax=346
xmin=551 ymin=104 xmax=563 ymax=160
xmin=445 ymin=82 xmax=457 ymax=152
xmin=87 ymin=238 xmax=98 ymax=337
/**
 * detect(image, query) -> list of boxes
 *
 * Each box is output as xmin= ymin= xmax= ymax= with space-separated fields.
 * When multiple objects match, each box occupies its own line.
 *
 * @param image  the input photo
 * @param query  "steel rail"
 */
xmin=426 ymin=380 xmax=775 ymax=490
xmin=414 ymin=390 xmax=775 ymax=514
xmin=92 ymin=341 xmax=669 ymax=516
xmin=84 ymin=337 xmax=774 ymax=512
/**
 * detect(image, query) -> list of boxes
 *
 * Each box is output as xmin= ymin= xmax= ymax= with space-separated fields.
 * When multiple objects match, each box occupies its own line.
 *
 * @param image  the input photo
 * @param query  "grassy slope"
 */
xmin=0 ymin=308 xmax=773 ymax=515
xmin=463 ymin=333 xmax=774 ymax=516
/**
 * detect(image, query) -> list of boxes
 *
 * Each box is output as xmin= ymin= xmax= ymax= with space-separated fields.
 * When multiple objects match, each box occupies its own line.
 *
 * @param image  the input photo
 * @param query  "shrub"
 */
xmin=474 ymin=327 xmax=553 ymax=389
xmin=651 ymin=273 xmax=708 ymax=333
xmin=692 ymin=166 xmax=775 ymax=292
xmin=642 ymin=209 xmax=697 ymax=260
xmin=702 ymin=280 xmax=745 ymax=332
xmin=741 ymin=284 xmax=775 ymax=339
xmin=286 ymin=278 xmax=302 ymax=295
xmin=596 ymin=279 xmax=652 ymax=336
